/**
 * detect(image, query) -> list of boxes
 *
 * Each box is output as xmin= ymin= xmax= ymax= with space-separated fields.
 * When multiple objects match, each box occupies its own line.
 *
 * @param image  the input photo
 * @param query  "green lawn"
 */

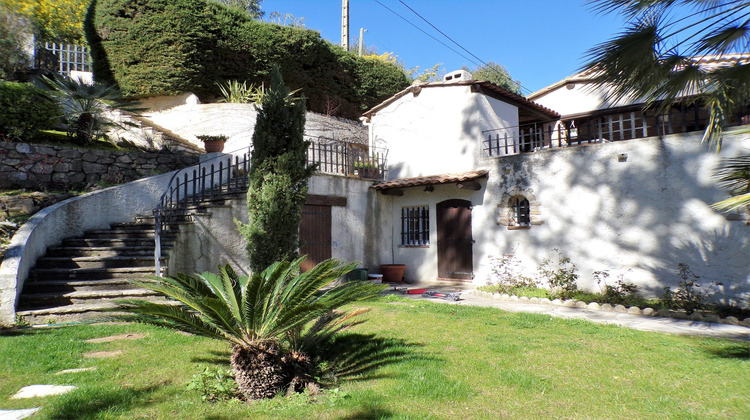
xmin=1 ymin=297 xmax=748 ymax=419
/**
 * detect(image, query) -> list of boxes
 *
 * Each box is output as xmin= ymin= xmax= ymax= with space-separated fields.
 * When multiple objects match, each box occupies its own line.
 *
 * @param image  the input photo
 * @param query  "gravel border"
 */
xmin=471 ymin=290 xmax=750 ymax=327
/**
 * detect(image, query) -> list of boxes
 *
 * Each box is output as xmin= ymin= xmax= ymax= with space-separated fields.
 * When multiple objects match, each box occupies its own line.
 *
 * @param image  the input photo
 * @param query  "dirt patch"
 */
xmin=85 ymin=333 xmax=147 ymax=343
xmin=84 ymin=350 xmax=123 ymax=358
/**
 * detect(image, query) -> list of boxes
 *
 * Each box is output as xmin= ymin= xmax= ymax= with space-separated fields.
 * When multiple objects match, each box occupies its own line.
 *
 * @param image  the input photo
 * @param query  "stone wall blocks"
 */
xmin=83 ymin=162 xmax=107 ymax=174
xmin=69 ymin=173 xmax=86 ymax=184
xmin=116 ymin=155 xmax=133 ymax=164
xmin=81 ymin=152 xmax=101 ymax=162
xmin=1 ymin=159 xmax=21 ymax=166
xmin=58 ymin=150 xmax=81 ymax=159
xmin=35 ymin=147 xmax=56 ymax=155
xmin=52 ymin=163 xmax=72 ymax=173
xmin=15 ymin=143 xmax=31 ymax=153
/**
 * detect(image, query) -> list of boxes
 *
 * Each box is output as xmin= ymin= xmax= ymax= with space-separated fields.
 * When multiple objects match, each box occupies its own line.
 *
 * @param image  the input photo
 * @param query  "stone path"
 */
xmin=386 ymin=284 xmax=750 ymax=341
xmin=2 ymin=332 xmax=143 ymax=419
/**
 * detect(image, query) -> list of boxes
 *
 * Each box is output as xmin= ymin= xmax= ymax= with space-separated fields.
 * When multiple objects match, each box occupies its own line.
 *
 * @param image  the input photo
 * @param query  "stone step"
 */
xmin=28 ymin=266 xmax=163 ymax=281
xmin=45 ymin=246 xmax=166 ymax=258
xmin=21 ymin=278 xmax=152 ymax=294
xmin=61 ymin=238 xmax=175 ymax=248
xmin=16 ymin=296 xmax=176 ymax=325
xmin=19 ymin=287 xmax=162 ymax=307
xmin=81 ymin=229 xmax=176 ymax=240
xmin=35 ymin=256 xmax=165 ymax=269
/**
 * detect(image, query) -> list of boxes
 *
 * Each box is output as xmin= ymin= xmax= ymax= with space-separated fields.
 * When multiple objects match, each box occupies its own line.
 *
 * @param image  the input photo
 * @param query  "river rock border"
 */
xmin=0 ymin=142 xmax=200 ymax=190
xmin=471 ymin=290 xmax=750 ymax=327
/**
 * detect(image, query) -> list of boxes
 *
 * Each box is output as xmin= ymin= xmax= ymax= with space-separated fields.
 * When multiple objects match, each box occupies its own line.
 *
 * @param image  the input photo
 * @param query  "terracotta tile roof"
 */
xmin=528 ymin=53 xmax=750 ymax=100
xmin=362 ymin=81 xmax=559 ymax=120
xmin=371 ymin=170 xmax=489 ymax=190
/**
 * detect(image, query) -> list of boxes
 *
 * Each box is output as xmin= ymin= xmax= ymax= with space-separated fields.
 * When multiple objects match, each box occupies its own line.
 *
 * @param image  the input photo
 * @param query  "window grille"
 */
xmin=401 ymin=206 xmax=429 ymax=246
xmin=510 ymin=196 xmax=530 ymax=226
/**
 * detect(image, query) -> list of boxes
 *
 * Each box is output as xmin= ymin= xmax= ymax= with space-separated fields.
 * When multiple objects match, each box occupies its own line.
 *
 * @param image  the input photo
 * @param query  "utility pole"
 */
xmin=341 ymin=0 xmax=349 ymax=50
xmin=358 ymin=28 xmax=365 ymax=56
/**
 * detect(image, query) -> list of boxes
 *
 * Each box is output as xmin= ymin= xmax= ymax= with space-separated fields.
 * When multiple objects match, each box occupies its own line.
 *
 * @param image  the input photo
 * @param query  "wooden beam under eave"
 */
xmin=380 ymin=189 xmax=404 ymax=196
xmin=456 ymin=181 xmax=481 ymax=190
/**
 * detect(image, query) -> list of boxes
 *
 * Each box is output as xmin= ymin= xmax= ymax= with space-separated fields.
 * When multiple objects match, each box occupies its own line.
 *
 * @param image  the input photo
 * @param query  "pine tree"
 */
xmin=237 ymin=66 xmax=314 ymax=273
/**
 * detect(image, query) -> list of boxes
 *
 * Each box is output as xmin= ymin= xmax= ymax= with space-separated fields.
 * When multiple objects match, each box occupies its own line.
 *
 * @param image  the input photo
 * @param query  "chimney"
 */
xmin=443 ymin=70 xmax=473 ymax=83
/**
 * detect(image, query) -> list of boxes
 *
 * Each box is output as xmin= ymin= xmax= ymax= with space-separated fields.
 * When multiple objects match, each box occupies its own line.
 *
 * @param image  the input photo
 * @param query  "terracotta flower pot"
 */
xmin=380 ymin=264 xmax=406 ymax=283
xmin=203 ymin=141 xmax=225 ymax=153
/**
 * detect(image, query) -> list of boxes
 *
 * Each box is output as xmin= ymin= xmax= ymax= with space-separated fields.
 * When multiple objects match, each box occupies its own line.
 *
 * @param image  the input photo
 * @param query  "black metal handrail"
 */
xmin=152 ymin=138 xmax=389 ymax=275
xmin=483 ymin=105 xmax=750 ymax=158
xmin=153 ymin=148 xmax=250 ymax=275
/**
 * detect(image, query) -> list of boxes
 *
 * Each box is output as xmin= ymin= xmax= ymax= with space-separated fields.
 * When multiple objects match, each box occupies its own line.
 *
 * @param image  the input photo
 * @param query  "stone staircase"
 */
xmin=15 ymin=215 xmax=182 ymax=324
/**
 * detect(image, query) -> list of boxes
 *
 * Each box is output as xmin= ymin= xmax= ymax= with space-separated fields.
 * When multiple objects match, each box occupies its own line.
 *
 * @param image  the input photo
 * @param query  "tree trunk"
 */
xmin=230 ymin=344 xmax=284 ymax=400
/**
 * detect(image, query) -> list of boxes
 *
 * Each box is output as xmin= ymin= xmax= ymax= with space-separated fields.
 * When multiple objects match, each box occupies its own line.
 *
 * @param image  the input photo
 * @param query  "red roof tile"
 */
xmin=371 ymin=170 xmax=489 ymax=190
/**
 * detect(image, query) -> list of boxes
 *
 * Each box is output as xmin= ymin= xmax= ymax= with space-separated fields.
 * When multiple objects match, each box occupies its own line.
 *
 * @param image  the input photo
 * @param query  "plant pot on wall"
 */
xmin=197 ymin=134 xmax=228 ymax=153
xmin=380 ymin=264 xmax=406 ymax=283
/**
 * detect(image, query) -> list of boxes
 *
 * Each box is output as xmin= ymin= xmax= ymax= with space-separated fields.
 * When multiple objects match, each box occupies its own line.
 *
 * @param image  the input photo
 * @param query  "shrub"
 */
xmin=0 ymin=82 xmax=59 ymax=141
xmin=85 ymin=0 xmax=410 ymax=118
xmin=594 ymin=270 xmax=640 ymax=306
xmin=661 ymin=263 xmax=722 ymax=314
xmin=486 ymin=253 xmax=536 ymax=294
xmin=538 ymin=249 xmax=579 ymax=299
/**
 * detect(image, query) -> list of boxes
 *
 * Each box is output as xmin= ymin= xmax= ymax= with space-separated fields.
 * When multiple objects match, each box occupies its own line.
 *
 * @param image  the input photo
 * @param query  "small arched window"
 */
xmin=509 ymin=196 xmax=530 ymax=227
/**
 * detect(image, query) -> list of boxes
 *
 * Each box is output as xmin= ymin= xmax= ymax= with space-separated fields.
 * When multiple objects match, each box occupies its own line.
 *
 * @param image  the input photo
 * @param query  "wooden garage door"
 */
xmin=436 ymin=199 xmax=474 ymax=280
xmin=299 ymin=204 xmax=332 ymax=272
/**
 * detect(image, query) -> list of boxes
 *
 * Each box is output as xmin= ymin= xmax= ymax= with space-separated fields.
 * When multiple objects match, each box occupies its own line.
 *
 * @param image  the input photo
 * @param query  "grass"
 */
xmin=1 ymin=298 xmax=749 ymax=419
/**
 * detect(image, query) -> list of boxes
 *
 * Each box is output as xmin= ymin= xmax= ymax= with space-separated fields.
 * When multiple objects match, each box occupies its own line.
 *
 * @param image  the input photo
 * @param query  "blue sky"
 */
xmin=263 ymin=0 xmax=628 ymax=94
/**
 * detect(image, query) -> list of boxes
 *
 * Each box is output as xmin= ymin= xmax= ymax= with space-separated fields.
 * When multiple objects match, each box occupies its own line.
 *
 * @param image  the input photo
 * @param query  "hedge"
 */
xmin=0 ymin=82 xmax=60 ymax=141
xmin=85 ymin=0 xmax=410 ymax=118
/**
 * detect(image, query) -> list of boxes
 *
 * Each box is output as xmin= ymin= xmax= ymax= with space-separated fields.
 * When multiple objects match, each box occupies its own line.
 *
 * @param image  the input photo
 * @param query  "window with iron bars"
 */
xmin=401 ymin=206 xmax=430 ymax=246
xmin=510 ymin=196 xmax=530 ymax=226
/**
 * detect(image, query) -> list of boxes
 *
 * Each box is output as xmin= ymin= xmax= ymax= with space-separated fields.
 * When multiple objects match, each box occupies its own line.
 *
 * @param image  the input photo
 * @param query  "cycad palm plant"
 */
xmin=36 ymin=73 xmax=141 ymax=144
xmin=116 ymin=258 xmax=385 ymax=400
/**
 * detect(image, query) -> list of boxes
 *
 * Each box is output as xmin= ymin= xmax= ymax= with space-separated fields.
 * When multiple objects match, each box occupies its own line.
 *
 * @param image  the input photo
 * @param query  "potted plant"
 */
xmin=197 ymin=134 xmax=228 ymax=153
xmin=379 ymin=264 xmax=406 ymax=283
xmin=354 ymin=159 xmax=379 ymax=179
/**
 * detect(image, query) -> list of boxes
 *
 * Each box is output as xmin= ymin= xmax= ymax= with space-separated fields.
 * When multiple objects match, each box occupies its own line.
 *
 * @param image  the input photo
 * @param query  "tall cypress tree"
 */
xmin=237 ymin=66 xmax=314 ymax=273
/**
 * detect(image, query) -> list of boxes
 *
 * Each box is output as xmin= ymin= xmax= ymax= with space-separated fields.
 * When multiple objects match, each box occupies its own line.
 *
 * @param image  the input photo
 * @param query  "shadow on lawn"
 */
xmin=43 ymin=385 xmax=162 ymax=419
xmin=191 ymin=349 xmax=232 ymax=366
xmin=318 ymin=333 xmax=421 ymax=383
xmin=702 ymin=342 xmax=750 ymax=360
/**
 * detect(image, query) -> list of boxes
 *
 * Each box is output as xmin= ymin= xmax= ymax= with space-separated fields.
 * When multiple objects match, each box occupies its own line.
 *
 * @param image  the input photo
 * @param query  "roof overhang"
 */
xmin=362 ymin=81 xmax=559 ymax=122
xmin=371 ymin=170 xmax=489 ymax=196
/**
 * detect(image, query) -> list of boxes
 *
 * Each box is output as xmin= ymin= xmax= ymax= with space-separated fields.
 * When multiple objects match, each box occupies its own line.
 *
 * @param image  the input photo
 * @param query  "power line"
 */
xmin=394 ymin=0 xmax=533 ymax=94
xmin=371 ymin=0 xmax=482 ymax=68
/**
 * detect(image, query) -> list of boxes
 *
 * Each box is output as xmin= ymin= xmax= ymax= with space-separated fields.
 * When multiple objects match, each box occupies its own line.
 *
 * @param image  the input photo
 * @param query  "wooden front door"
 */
xmin=299 ymin=204 xmax=332 ymax=272
xmin=436 ymin=199 xmax=474 ymax=280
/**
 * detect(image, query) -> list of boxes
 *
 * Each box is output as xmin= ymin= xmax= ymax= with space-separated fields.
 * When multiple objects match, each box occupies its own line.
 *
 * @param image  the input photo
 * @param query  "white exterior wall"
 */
xmin=369 ymin=85 xmax=518 ymax=179
xmin=170 ymin=174 xmax=392 ymax=277
xmin=474 ymin=131 xmax=749 ymax=304
xmin=382 ymin=131 xmax=750 ymax=304
xmin=530 ymin=82 xmax=642 ymax=116
xmin=140 ymin=95 xmax=367 ymax=153
xmin=386 ymin=181 xmax=487 ymax=283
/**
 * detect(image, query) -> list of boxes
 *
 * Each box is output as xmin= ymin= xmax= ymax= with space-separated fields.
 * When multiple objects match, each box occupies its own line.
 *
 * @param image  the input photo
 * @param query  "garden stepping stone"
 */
xmin=85 ymin=333 xmax=147 ymax=343
xmin=10 ymin=385 xmax=76 ymax=399
xmin=84 ymin=350 xmax=122 ymax=358
xmin=56 ymin=367 xmax=97 ymax=375
xmin=0 ymin=408 xmax=41 ymax=420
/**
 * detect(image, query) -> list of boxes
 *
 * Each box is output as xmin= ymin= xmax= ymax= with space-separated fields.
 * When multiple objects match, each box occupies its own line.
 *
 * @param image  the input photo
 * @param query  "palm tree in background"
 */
xmin=583 ymin=0 xmax=750 ymax=211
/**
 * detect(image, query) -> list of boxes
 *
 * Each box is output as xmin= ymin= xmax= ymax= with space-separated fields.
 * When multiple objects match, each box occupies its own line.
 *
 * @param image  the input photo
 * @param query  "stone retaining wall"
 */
xmin=0 ymin=142 xmax=200 ymax=190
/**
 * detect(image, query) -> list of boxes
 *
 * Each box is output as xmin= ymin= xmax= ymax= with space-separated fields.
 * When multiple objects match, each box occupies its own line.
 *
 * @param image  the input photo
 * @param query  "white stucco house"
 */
xmin=5 ymin=64 xmax=750 ymax=325
xmin=361 ymin=67 xmax=750 ymax=304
